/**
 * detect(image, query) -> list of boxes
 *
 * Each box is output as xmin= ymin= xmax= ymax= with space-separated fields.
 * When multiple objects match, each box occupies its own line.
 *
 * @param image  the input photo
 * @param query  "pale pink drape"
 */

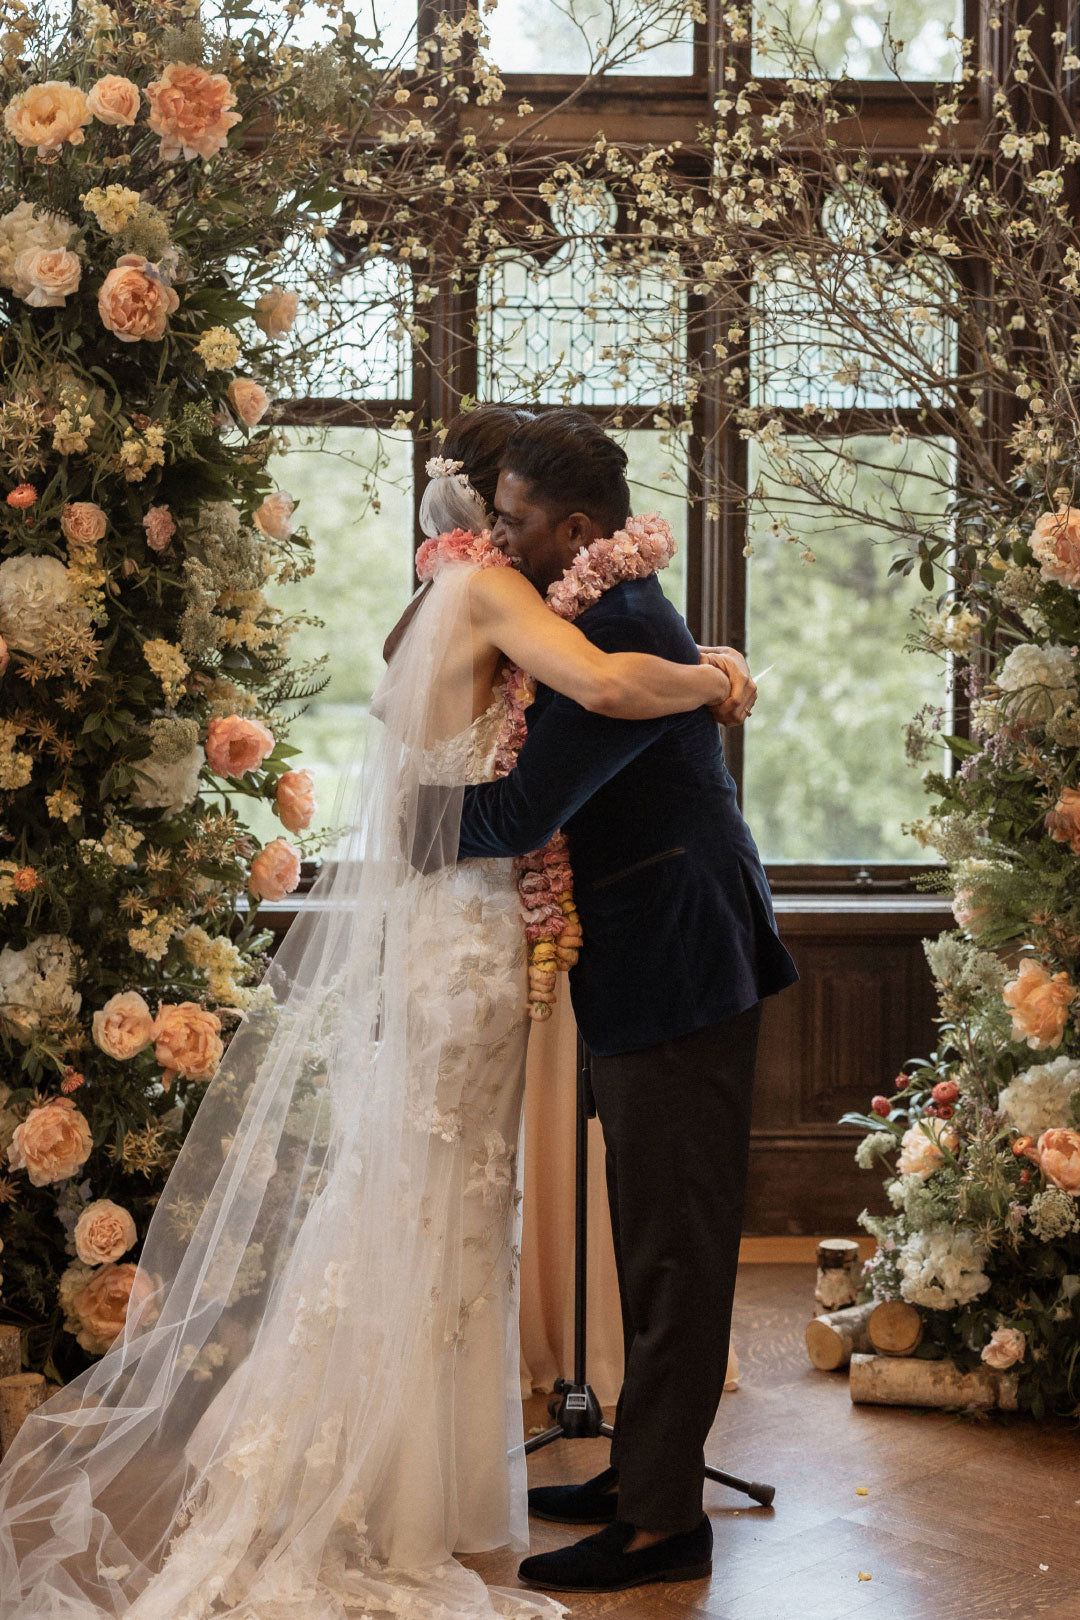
xmin=518 ymin=997 xmax=738 ymax=1404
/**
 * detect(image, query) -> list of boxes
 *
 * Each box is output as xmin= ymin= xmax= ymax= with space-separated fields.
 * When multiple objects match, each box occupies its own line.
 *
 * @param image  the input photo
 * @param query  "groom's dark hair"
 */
xmin=500 ymin=409 xmax=631 ymax=534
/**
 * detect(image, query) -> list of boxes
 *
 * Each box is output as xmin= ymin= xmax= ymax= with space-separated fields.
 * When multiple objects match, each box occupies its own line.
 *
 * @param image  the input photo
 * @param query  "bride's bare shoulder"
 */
xmin=468 ymin=566 xmax=541 ymax=613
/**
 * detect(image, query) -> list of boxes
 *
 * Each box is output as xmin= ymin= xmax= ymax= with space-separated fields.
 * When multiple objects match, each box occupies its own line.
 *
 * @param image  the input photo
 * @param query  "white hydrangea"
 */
xmin=128 ymin=741 xmax=205 ymax=814
xmin=0 ymin=934 xmax=82 ymax=1033
xmin=0 ymin=201 xmax=75 ymax=296
xmin=998 ymin=1055 xmax=1080 ymax=1139
xmin=896 ymin=1223 xmax=991 ymax=1310
xmin=0 ymin=554 xmax=85 ymax=657
xmin=996 ymin=641 xmax=1077 ymax=723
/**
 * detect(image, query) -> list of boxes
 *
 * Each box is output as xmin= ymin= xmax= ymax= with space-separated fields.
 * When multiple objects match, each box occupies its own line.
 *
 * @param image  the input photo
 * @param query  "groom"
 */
xmin=457 ymin=410 xmax=799 ymax=1594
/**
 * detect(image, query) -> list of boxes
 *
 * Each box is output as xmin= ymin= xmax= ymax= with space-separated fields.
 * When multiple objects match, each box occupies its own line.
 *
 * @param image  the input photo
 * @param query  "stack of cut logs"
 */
xmin=0 ymin=1324 xmax=52 ymax=1459
xmin=805 ymin=1239 xmax=1018 ymax=1411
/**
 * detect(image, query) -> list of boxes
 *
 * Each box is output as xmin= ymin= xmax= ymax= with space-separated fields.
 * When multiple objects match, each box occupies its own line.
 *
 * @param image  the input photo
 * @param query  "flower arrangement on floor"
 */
xmin=846 ymin=500 xmax=1080 ymax=1419
xmin=0 ymin=0 xmax=380 ymax=1381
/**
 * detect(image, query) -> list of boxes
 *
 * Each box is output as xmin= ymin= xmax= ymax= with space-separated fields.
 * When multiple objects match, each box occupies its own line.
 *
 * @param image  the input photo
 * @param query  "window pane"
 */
xmin=484 ymin=0 xmax=693 ymax=75
xmin=622 ymin=428 xmax=687 ymax=615
xmin=203 ymin=0 xmax=416 ymax=68
xmin=293 ymin=253 xmax=412 ymax=401
xmin=480 ymin=195 xmax=685 ymax=407
xmin=239 ymin=428 xmax=414 ymax=849
xmin=742 ymin=435 xmax=953 ymax=864
xmin=752 ymin=0 xmax=962 ymax=80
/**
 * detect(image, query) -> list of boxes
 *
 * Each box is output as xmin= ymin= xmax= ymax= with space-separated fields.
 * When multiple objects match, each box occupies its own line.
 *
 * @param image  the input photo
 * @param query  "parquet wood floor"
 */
xmin=464 ymin=1264 xmax=1080 ymax=1620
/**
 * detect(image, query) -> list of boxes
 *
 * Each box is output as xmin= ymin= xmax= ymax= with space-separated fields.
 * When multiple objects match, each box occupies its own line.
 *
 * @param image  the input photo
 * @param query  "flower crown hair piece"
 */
xmin=425 ymin=455 xmax=465 ymax=478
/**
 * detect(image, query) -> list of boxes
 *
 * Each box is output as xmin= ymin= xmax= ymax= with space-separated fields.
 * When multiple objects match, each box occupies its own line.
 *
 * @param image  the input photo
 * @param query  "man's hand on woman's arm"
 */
xmin=698 ymin=647 xmax=757 ymax=727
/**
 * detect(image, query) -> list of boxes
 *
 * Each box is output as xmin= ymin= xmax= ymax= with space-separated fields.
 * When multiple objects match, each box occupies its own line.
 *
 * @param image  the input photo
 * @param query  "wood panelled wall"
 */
xmin=746 ymin=899 xmax=951 ymax=1234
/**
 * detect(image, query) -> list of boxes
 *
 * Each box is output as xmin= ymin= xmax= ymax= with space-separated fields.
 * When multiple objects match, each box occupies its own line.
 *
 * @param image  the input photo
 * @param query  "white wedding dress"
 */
xmin=0 ymin=562 xmax=566 ymax=1620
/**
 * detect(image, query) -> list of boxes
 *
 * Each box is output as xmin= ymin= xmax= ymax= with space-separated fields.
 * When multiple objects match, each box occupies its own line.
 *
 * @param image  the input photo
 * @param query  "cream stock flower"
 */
xmin=98 ymin=254 xmax=179 ymax=343
xmin=81 ymin=184 xmax=141 ymax=235
xmin=92 ymin=989 xmax=156 ymax=1060
xmin=253 ymin=286 xmax=299 ymax=337
xmin=74 ymin=1199 xmax=137 ymax=1265
xmin=145 ymin=62 xmax=241 ymax=161
xmin=275 ymin=768 xmax=316 ymax=832
xmin=249 ymin=838 xmax=301 ymax=903
xmin=253 ymin=490 xmax=294 ymax=541
xmin=153 ymin=1001 xmax=224 ymax=1088
xmin=4 ymin=81 xmax=92 ymax=156
xmin=226 ymin=377 xmax=269 ymax=428
xmin=12 ymin=245 xmax=81 ymax=308
xmin=7 ymin=1096 xmax=92 ymax=1187
xmin=205 ymin=713 xmax=275 ymax=776
xmin=86 ymin=74 xmax=141 ymax=127
xmin=61 ymin=501 xmax=107 ymax=548
xmin=1003 ymin=959 xmax=1075 ymax=1050
xmin=194 ymin=325 xmax=241 ymax=369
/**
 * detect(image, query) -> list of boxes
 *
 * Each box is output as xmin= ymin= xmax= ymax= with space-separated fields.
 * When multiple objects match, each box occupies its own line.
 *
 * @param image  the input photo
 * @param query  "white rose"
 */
xmin=128 ymin=742 xmax=205 ymax=814
xmin=897 ymin=1224 xmax=990 ymax=1311
xmin=0 ymin=554 xmax=85 ymax=657
xmin=980 ymin=1326 xmax=1026 ymax=1370
xmin=996 ymin=642 xmax=1077 ymax=723
xmin=12 ymin=244 xmax=81 ymax=307
xmin=0 ymin=201 xmax=74 ymax=294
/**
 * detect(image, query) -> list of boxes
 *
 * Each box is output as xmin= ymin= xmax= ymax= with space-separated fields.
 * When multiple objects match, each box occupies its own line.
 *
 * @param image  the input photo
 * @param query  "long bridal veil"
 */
xmin=0 ymin=562 xmax=563 ymax=1620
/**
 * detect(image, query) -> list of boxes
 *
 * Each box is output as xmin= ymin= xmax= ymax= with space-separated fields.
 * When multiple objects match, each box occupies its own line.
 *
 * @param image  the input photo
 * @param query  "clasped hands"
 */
xmin=697 ymin=647 xmax=757 ymax=727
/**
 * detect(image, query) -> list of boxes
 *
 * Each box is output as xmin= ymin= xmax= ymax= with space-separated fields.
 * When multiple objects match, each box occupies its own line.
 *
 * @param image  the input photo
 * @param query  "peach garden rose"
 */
xmin=92 ymin=989 xmax=156 ymax=1060
xmin=896 ymin=1118 xmax=959 ymax=1180
xmin=98 ymin=254 xmax=180 ymax=343
xmin=12 ymin=245 xmax=81 ymax=308
xmin=275 ymin=768 xmax=316 ymax=832
xmin=3 ymin=81 xmax=92 ymax=155
xmin=74 ymin=1199 xmax=137 ymax=1266
xmin=980 ymin=1326 xmax=1026 ymax=1370
xmin=145 ymin=62 xmax=241 ymax=161
xmin=253 ymin=286 xmax=299 ymax=337
xmin=1003 ymin=959 xmax=1076 ymax=1051
xmin=142 ymin=504 xmax=175 ymax=552
xmin=205 ymin=713 xmax=275 ymax=776
xmin=153 ymin=1002 xmax=224 ymax=1088
xmin=69 ymin=1261 xmax=152 ymax=1355
xmin=1036 ymin=1127 xmax=1080 ymax=1195
xmin=86 ymin=74 xmax=141 ymax=127
xmin=1045 ymin=786 xmax=1080 ymax=856
xmin=249 ymin=838 xmax=301 ymax=903
xmin=226 ymin=377 xmax=269 ymax=428
xmin=1029 ymin=506 xmax=1080 ymax=590
xmin=253 ymin=490 xmax=294 ymax=541
xmin=7 ymin=1095 xmax=93 ymax=1187
xmin=61 ymin=501 xmax=107 ymax=548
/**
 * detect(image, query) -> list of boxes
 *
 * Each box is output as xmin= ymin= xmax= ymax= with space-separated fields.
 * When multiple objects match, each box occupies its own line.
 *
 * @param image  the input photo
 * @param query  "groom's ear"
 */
xmin=561 ymin=510 xmax=603 ymax=548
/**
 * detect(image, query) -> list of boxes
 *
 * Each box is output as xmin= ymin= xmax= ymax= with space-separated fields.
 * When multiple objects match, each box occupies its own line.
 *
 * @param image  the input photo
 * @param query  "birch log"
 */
xmin=805 ymin=1302 xmax=875 ymax=1370
xmin=867 ymin=1299 xmax=924 ymax=1356
xmin=0 ymin=1372 xmax=48 ymax=1455
xmin=0 ymin=1323 xmax=20 ymax=1380
xmin=724 ymin=1343 xmax=740 ymax=1392
xmin=849 ymin=1353 xmax=1019 ymax=1411
xmin=814 ymin=1238 xmax=862 ymax=1313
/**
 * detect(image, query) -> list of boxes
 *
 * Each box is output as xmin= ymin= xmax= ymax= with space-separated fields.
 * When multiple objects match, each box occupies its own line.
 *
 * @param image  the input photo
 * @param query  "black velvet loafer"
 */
xmin=527 ymin=1464 xmax=620 ymax=1524
xmin=518 ymin=1516 xmax=713 ymax=1593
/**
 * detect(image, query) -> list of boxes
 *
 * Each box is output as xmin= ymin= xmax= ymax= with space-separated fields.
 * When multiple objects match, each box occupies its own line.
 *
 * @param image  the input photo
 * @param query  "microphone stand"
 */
xmin=523 ymin=1036 xmax=775 ymax=1509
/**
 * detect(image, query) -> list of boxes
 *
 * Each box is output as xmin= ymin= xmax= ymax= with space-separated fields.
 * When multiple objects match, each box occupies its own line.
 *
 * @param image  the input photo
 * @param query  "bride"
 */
xmin=0 ymin=406 xmax=733 ymax=1619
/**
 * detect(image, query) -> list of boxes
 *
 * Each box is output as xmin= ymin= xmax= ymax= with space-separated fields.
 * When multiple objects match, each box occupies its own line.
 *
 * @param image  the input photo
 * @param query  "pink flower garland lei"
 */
xmin=416 ymin=515 xmax=676 ymax=1021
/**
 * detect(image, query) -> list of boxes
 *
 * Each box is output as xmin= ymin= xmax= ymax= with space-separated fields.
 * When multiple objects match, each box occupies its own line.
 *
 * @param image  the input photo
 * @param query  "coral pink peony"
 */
xmin=142 ymin=504 xmax=175 ymax=552
xmin=1045 ymin=786 xmax=1080 ymax=856
xmin=69 ymin=1262 xmax=153 ymax=1354
xmin=206 ymin=713 xmax=275 ymax=777
xmin=225 ymin=377 xmax=269 ymax=428
xmin=74 ymin=1199 xmax=137 ymax=1266
xmin=86 ymin=74 xmax=141 ymax=127
xmin=3 ymin=81 xmax=92 ymax=155
xmin=249 ymin=838 xmax=301 ymax=903
xmin=92 ymin=990 xmax=156 ymax=1060
xmin=980 ymin=1326 xmax=1026 ymax=1370
xmin=253 ymin=490 xmax=294 ymax=541
xmin=153 ymin=1002 xmax=223 ymax=1089
xmin=1003 ymin=958 xmax=1075 ymax=1051
xmin=275 ymin=768 xmax=316 ymax=832
xmin=145 ymin=61 xmax=241 ymax=161
xmin=7 ymin=1096 xmax=93 ymax=1187
xmin=253 ymin=286 xmax=299 ymax=338
xmin=61 ymin=501 xmax=107 ymax=548
xmin=1036 ymin=1127 xmax=1080 ymax=1194
xmin=98 ymin=253 xmax=179 ymax=343
xmin=1029 ymin=506 xmax=1080 ymax=589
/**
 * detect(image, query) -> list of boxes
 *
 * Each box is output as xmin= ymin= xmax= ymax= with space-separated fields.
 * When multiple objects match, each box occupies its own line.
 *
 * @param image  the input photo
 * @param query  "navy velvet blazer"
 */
xmin=457 ymin=575 xmax=799 ymax=1056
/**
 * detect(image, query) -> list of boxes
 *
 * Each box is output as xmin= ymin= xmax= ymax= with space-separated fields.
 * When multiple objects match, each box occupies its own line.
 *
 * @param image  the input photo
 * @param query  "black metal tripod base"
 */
xmin=523 ymin=1380 xmax=775 ymax=1509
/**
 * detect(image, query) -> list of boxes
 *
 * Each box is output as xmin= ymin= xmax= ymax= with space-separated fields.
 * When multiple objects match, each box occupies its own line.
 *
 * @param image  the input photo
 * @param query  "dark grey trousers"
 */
xmin=588 ymin=1000 xmax=762 ymax=1533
